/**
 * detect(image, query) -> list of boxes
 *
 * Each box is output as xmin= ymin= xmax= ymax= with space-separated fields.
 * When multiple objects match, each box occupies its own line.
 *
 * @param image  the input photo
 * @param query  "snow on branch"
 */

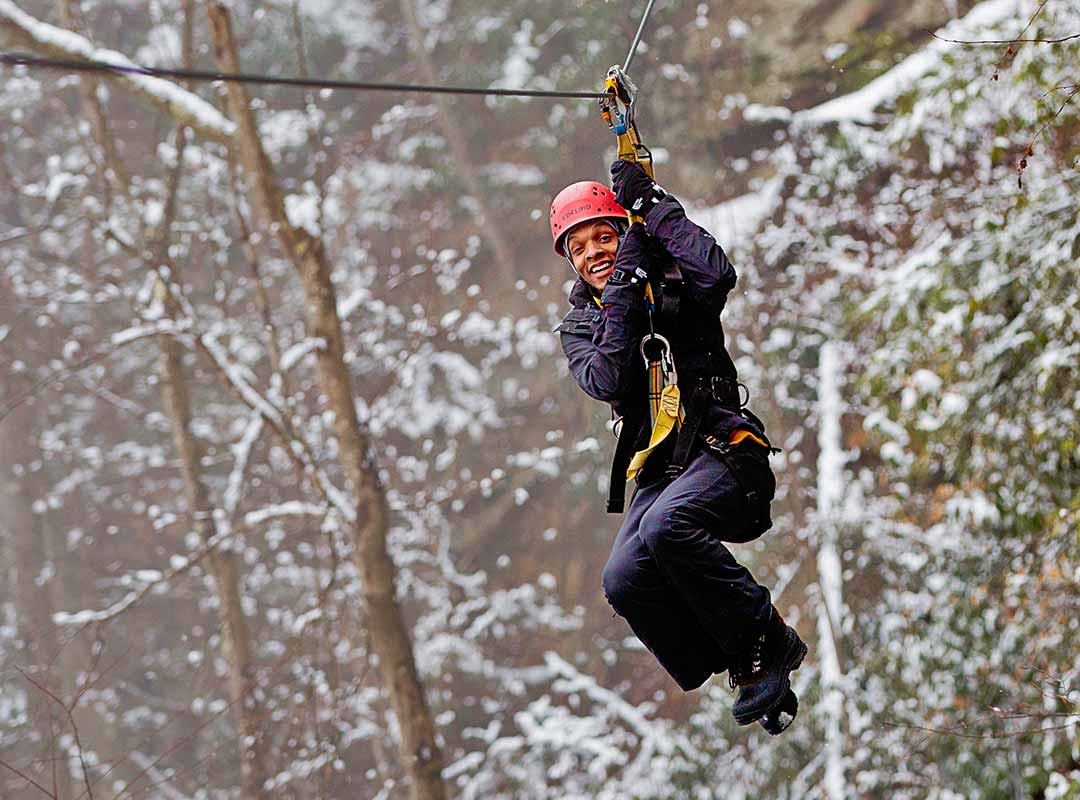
xmin=0 ymin=318 xmax=193 ymax=424
xmin=198 ymin=329 xmax=287 ymax=430
xmin=243 ymin=501 xmax=327 ymax=527
xmin=193 ymin=327 xmax=357 ymax=523
xmin=0 ymin=0 xmax=236 ymax=144
xmin=111 ymin=318 xmax=192 ymax=346
xmin=223 ymin=412 xmax=263 ymax=514
xmin=280 ymin=337 xmax=327 ymax=372
xmin=543 ymin=651 xmax=701 ymax=784
xmin=52 ymin=524 xmax=237 ymax=627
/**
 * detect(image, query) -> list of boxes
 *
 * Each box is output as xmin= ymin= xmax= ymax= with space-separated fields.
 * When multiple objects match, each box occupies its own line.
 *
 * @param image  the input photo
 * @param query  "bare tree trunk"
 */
xmin=206 ymin=6 xmax=446 ymax=799
xmin=0 ymin=457 xmax=78 ymax=800
xmin=57 ymin=0 xmax=129 ymax=194
xmin=151 ymin=6 xmax=268 ymax=789
xmin=815 ymin=340 xmax=848 ymax=798
xmin=397 ymin=0 xmax=516 ymax=282
xmin=158 ymin=317 xmax=270 ymax=800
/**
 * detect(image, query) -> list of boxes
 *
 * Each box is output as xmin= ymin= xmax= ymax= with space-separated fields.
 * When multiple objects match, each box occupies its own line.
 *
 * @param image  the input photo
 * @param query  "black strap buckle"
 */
xmin=708 ymin=376 xmax=745 ymax=407
xmin=703 ymin=434 xmax=731 ymax=455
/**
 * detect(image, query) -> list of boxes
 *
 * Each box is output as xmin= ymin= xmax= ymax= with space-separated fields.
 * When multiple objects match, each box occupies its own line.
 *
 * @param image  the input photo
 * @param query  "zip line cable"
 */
xmin=623 ymin=0 xmax=659 ymax=72
xmin=0 ymin=52 xmax=607 ymax=99
xmin=1 ymin=2 xmax=661 ymax=99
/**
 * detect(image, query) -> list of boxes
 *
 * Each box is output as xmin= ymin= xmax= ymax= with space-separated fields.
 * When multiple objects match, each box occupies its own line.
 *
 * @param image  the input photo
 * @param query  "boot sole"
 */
xmin=734 ymin=637 xmax=808 ymax=726
xmin=759 ymin=688 xmax=798 ymax=736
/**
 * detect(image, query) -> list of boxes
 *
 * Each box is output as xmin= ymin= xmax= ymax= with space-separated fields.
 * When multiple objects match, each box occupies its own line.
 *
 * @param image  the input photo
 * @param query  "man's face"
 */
xmin=565 ymin=220 xmax=620 ymax=292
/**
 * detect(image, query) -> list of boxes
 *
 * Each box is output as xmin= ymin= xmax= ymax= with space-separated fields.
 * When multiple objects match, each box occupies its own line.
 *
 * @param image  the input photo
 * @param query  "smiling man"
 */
xmin=550 ymin=162 xmax=806 ymax=734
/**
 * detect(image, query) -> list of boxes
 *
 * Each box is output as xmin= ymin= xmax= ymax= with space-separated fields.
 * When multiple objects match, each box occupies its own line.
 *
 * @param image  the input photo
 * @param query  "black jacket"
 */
xmin=557 ymin=196 xmax=763 ymax=468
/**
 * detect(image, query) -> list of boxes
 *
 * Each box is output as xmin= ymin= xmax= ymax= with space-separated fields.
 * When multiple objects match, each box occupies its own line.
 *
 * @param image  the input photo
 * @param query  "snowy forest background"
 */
xmin=0 ymin=0 xmax=1077 ymax=797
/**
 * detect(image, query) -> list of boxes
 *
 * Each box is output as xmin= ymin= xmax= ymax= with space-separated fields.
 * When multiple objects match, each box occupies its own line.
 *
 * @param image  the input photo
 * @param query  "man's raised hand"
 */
xmin=611 ymin=160 xmax=667 ymax=215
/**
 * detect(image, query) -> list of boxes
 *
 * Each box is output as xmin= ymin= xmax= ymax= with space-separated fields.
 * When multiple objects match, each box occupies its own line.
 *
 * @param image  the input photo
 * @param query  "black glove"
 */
xmin=602 ymin=223 xmax=652 ymax=295
xmin=611 ymin=160 xmax=667 ymax=215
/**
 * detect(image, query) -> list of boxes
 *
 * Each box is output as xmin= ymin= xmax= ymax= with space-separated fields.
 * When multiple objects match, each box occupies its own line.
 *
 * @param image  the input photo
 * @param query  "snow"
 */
xmin=685 ymin=177 xmax=783 ymax=248
xmin=284 ymin=192 xmax=322 ymax=237
xmin=110 ymin=318 xmax=190 ymax=346
xmin=297 ymin=0 xmax=387 ymax=51
xmin=742 ymin=104 xmax=793 ymax=124
xmin=224 ymin=413 xmax=263 ymax=513
xmin=134 ymin=24 xmax=181 ymax=67
xmin=337 ymin=287 xmax=371 ymax=320
xmin=200 ymin=328 xmax=286 ymax=430
xmin=280 ymin=337 xmax=327 ymax=371
xmin=824 ymin=42 xmax=849 ymax=62
xmin=727 ymin=18 xmax=750 ymax=39
xmin=491 ymin=19 xmax=539 ymax=90
xmin=244 ymin=502 xmax=327 ymax=527
xmin=480 ymin=162 xmax=546 ymax=187
xmin=260 ymin=109 xmax=317 ymax=154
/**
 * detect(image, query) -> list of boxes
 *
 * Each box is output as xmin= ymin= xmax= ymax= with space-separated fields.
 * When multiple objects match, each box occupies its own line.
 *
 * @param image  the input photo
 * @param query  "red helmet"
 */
xmin=549 ymin=181 xmax=626 ymax=256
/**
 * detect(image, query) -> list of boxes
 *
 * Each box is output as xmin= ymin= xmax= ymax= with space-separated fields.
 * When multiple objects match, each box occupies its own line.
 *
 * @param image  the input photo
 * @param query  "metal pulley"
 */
xmin=599 ymin=66 xmax=654 ymax=181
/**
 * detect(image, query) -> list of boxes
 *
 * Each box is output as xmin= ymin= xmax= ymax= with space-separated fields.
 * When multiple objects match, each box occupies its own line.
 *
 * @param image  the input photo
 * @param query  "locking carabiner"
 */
xmin=640 ymin=333 xmax=676 ymax=384
xmin=599 ymin=66 xmax=654 ymax=184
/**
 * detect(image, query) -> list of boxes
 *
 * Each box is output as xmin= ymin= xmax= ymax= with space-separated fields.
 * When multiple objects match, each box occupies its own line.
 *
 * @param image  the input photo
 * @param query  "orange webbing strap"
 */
xmin=729 ymin=428 xmax=769 ymax=449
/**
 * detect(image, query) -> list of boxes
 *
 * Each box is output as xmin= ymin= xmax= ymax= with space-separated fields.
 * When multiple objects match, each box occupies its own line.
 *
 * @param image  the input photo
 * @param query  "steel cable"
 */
xmin=2 ymin=1 xmax=660 ymax=100
xmin=0 ymin=52 xmax=608 ymax=99
xmin=623 ymin=0 xmax=660 ymax=71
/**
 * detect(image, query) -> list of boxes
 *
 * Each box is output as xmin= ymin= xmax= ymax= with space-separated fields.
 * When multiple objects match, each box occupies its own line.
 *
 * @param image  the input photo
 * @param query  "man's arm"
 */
xmin=612 ymin=161 xmax=738 ymax=312
xmin=645 ymin=196 xmax=737 ymax=311
xmin=559 ymin=225 xmax=652 ymax=402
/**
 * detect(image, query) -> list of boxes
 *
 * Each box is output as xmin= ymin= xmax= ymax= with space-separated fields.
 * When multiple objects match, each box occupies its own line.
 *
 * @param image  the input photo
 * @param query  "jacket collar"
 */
xmin=568 ymin=278 xmax=600 ymax=309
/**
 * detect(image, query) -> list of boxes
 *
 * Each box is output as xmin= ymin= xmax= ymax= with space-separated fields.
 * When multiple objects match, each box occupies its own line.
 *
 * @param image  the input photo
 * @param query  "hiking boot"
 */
xmin=730 ymin=607 xmax=807 ymax=726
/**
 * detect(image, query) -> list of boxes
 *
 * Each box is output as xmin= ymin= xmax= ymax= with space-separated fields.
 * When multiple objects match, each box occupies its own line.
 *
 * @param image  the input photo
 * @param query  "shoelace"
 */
xmin=729 ymin=632 xmax=767 ymax=690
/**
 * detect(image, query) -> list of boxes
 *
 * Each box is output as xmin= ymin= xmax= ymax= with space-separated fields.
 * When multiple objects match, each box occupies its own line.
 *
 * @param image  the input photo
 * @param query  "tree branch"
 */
xmin=0 ymin=1 xmax=235 ymax=144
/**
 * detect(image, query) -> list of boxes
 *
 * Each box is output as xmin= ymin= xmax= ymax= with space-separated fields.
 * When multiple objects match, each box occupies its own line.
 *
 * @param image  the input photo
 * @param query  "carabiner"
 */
xmin=599 ymin=65 xmax=654 ymax=180
xmin=641 ymin=333 xmax=677 ymax=383
xmin=640 ymin=331 xmax=668 ymax=364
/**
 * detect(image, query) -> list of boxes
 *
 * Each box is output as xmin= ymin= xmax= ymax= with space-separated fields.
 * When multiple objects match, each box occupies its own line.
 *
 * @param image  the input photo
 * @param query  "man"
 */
xmin=551 ymin=161 xmax=806 ymax=734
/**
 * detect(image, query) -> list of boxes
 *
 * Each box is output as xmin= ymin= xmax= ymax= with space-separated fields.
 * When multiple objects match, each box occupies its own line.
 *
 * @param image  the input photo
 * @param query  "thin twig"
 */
xmin=885 ymin=719 xmax=1077 ymax=741
xmin=995 ymin=0 xmax=1048 ymax=81
xmin=52 ymin=523 xmax=245 ymax=627
xmin=0 ymin=320 xmax=190 ymax=424
xmin=0 ymin=757 xmax=57 ymax=798
xmin=931 ymin=32 xmax=1080 ymax=45
xmin=15 ymin=667 xmax=95 ymax=798
xmin=1017 ymin=85 xmax=1080 ymax=189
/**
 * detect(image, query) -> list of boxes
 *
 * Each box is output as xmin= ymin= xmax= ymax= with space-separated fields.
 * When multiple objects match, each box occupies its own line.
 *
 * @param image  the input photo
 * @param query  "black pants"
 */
xmin=601 ymin=443 xmax=772 ymax=691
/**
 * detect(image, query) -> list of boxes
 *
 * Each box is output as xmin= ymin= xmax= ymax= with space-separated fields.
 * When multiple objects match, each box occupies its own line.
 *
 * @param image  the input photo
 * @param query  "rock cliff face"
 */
xmin=634 ymin=0 xmax=982 ymax=196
